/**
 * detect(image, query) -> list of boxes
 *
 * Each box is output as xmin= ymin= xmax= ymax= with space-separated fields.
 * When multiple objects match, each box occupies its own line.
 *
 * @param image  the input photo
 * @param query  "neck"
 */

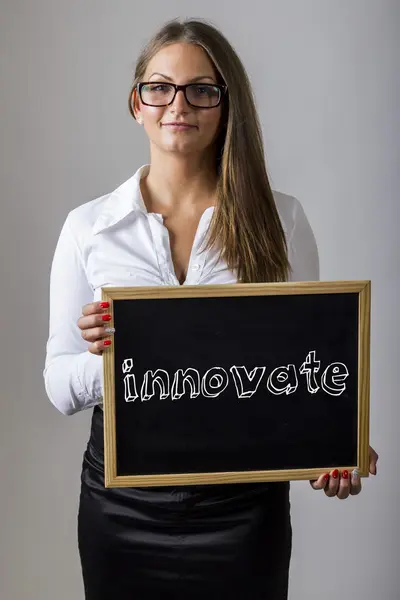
xmin=142 ymin=147 xmax=218 ymax=212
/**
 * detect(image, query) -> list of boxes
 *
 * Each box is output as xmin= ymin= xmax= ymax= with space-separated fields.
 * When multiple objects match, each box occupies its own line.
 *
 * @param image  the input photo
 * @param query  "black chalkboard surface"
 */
xmin=102 ymin=281 xmax=370 ymax=488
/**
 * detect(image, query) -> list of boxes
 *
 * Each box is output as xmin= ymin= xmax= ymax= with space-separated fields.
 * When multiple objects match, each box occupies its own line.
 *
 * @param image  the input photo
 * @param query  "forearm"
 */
xmin=44 ymin=350 xmax=103 ymax=416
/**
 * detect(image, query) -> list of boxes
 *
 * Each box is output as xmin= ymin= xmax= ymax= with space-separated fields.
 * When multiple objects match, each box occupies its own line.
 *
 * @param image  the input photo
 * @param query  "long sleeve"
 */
xmin=287 ymin=198 xmax=320 ymax=282
xmin=43 ymin=214 xmax=103 ymax=416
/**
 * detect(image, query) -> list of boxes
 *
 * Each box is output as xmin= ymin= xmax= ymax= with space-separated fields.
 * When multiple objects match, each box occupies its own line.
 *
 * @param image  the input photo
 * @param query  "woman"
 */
xmin=44 ymin=18 xmax=378 ymax=599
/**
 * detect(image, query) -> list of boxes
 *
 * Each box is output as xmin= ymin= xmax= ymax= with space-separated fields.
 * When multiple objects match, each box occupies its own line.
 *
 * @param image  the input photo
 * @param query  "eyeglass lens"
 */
xmin=141 ymin=83 xmax=221 ymax=107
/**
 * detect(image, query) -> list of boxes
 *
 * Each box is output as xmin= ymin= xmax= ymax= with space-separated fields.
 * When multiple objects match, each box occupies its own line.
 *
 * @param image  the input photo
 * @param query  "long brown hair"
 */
xmin=128 ymin=19 xmax=291 ymax=283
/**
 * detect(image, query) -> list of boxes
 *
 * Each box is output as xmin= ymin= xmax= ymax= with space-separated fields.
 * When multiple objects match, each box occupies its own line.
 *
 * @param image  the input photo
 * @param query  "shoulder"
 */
xmin=62 ymin=165 xmax=147 ymax=246
xmin=51 ymin=193 xmax=112 ymax=262
xmin=272 ymin=189 xmax=302 ymax=238
xmin=272 ymin=189 xmax=320 ymax=281
xmin=64 ymin=192 xmax=111 ymax=242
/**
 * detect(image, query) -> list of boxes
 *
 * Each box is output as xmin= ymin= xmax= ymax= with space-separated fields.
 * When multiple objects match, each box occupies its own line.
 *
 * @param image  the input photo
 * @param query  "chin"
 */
xmin=159 ymin=140 xmax=206 ymax=154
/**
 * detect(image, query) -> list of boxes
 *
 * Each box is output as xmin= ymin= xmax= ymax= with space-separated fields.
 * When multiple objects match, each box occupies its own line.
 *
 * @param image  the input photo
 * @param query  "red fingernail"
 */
xmin=101 ymin=314 xmax=112 ymax=321
xmin=332 ymin=469 xmax=339 ymax=479
xmin=100 ymin=302 xmax=109 ymax=308
xmin=103 ymin=340 xmax=112 ymax=346
xmin=323 ymin=473 xmax=329 ymax=481
xmin=342 ymin=470 xmax=349 ymax=479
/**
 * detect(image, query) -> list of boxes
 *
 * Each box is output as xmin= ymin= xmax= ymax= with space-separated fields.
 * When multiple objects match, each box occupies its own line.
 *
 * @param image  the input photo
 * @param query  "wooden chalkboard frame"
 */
xmin=102 ymin=281 xmax=370 ymax=488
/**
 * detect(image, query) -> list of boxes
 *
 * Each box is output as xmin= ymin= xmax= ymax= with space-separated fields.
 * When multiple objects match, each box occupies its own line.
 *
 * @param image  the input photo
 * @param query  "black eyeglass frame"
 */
xmin=137 ymin=82 xmax=228 ymax=109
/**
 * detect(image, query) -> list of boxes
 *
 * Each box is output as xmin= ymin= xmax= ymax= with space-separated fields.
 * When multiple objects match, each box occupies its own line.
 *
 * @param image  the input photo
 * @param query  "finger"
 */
xmin=324 ymin=469 xmax=340 ymax=497
xmin=350 ymin=469 xmax=362 ymax=495
xmin=89 ymin=338 xmax=113 ymax=356
xmin=336 ymin=469 xmax=351 ymax=500
xmin=310 ymin=473 xmax=330 ymax=490
xmin=81 ymin=325 xmax=115 ymax=343
xmin=77 ymin=311 xmax=113 ymax=331
xmin=369 ymin=447 xmax=379 ymax=475
xmin=82 ymin=301 xmax=110 ymax=317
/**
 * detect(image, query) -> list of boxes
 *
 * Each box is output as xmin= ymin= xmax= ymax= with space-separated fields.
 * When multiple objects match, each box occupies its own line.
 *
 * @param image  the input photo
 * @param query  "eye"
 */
xmin=144 ymin=83 xmax=171 ymax=93
xmin=195 ymin=85 xmax=213 ymax=95
xmin=193 ymin=84 xmax=220 ymax=97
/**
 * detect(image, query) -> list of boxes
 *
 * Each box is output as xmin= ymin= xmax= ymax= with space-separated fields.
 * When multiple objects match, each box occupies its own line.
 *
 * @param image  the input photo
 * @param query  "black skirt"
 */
xmin=78 ymin=406 xmax=292 ymax=599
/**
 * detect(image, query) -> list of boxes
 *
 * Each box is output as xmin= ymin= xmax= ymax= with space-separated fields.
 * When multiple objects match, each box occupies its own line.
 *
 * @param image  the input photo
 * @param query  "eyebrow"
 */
xmin=148 ymin=72 xmax=216 ymax=83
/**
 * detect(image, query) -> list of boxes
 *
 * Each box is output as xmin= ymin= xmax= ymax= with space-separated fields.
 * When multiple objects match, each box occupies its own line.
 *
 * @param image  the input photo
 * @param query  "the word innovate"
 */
xmin=121 ymin=351 xmax=349 ymax=403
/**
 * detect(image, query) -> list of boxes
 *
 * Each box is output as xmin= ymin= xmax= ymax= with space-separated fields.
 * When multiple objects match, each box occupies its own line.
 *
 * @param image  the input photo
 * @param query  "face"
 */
xmin=133 ymin=43 xmax=223 ymax=156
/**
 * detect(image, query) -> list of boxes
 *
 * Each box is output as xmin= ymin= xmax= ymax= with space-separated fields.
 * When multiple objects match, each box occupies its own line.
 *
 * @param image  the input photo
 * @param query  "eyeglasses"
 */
xmin=137 ymin=82 xmax=227 ymax=109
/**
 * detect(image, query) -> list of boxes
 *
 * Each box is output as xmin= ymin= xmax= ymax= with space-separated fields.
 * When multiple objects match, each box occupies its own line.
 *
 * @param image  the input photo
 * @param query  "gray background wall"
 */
xmin=1 ymin=1 xmax=399 ymax=598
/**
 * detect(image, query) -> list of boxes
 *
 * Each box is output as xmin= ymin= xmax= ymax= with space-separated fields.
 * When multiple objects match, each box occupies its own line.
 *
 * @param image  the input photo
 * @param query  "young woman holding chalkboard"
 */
xmin=44 ymin=18 xmax=378 ymax=600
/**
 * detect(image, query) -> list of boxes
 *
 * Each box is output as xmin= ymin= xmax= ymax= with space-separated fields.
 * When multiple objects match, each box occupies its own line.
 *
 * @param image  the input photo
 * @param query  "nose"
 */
xmin=170 ymin=88 xmax=190 ymax=113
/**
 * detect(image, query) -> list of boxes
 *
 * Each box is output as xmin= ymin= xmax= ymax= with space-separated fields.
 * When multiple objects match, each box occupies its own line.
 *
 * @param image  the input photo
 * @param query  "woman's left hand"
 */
xmin=310 ymin=446 xmax=379 ymax=499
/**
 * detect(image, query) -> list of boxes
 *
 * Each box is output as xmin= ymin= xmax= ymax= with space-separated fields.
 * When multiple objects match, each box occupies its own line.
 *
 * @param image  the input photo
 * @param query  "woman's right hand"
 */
xmin=77 ymin=301 xmax=115 ymax=355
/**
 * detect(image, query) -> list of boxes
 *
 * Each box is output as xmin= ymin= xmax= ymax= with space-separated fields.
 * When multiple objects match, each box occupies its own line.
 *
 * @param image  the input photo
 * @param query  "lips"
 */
xmin=161 ymin=122 xmax=196 ymax=128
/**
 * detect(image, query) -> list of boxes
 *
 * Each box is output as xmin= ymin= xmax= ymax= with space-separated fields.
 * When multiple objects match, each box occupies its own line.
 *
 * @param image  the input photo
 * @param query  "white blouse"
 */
xmin=43 ymin=164 xmax=320 ymax=416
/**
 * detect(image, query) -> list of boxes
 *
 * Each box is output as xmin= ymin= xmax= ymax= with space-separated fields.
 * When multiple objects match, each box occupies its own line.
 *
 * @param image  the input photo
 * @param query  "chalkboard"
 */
xmin=102 ymin=281 xmax=370 ymax=488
